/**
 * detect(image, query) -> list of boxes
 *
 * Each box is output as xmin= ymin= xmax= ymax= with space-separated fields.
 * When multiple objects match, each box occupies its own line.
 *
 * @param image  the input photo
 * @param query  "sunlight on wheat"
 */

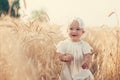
xmin=0 ymin=17 xmax=120 ymax=80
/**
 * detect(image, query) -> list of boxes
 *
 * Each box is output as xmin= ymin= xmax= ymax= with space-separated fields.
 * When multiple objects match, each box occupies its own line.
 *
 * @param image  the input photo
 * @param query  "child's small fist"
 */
xmin=81 ymin=63 xmax=89 ymax=69
xmin=64 ymin=54 xmax=74 ymax=62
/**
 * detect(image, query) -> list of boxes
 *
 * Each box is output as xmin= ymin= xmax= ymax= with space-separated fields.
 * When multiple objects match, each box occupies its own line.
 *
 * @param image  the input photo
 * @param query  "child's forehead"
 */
xmin=69 ymin=18 xmax=84 ymax=28
xmin=69 ymin=20 xmax=81 ymax=28
xmin=71 ymin=20 xmax=79 ymax=25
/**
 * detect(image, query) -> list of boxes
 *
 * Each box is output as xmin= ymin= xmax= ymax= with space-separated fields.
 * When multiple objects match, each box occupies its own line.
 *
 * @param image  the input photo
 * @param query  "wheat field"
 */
xmin=0 ymin=17 xmax=120 ymax=80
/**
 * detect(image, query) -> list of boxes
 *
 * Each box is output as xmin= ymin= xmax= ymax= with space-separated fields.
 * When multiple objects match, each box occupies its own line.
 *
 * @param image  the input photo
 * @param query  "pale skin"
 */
xmin=57 ymin=20 xmax=92 ymax=69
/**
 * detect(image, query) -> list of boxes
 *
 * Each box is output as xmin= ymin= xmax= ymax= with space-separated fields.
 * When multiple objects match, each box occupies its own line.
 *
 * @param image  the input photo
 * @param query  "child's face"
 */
xmin=67 ymin=20 xmax=84 ymax=42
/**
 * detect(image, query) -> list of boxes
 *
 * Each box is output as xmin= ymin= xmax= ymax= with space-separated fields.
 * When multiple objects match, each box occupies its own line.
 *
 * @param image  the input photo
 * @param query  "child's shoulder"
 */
xmin=81 ymin=40 xmax=89 ymax=44
xmin=81 ymin=40 xmax=93 ymax=50
xmin=80 ymin=40 xmax=91 ymax=46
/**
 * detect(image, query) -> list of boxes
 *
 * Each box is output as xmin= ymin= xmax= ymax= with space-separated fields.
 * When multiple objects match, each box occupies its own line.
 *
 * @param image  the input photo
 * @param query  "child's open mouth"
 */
xmin=72 ymin=35 xmax=77 ymax=37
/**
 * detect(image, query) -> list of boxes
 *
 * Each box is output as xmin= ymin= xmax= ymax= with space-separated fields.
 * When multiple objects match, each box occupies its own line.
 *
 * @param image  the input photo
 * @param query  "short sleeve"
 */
xmin=56 ymin=41 xmax=66 ymax=54
xmin=82 ymin=41 xmax=93 ymax=54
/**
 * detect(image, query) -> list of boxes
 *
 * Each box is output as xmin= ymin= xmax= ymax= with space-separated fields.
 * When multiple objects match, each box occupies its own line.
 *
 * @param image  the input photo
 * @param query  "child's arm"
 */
xmin=81 ymin=53 xmax=92 ymax=69
xmin=56 ymin=53 xmax=74 ymax=62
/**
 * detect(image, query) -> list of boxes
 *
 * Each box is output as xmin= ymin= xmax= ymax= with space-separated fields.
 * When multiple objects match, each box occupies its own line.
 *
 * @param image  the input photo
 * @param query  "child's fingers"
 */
xmin=64 ymin=56 xmax=73 ymax=62
xmin=59 ymin=54 xmax=74 ymax=62
xmin=81 ymin=63 xmax=89 ymax=69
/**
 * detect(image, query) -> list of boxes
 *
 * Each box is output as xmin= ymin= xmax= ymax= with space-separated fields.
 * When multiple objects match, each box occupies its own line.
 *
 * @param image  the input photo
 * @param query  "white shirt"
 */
xmin=56 ymin=39 xmax=94 ymax=80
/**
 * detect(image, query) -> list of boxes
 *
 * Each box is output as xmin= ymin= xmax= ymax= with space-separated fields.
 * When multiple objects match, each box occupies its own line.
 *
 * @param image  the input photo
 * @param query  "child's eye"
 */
xmin=76 ymin=28 xmax=80 ymax=30
xmin=69 ymin=28 xmax=73 ymax=30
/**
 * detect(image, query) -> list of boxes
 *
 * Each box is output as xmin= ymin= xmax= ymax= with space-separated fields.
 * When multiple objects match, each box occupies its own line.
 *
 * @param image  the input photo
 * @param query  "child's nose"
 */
xmin=72 ymin=30 xmax=76 ymax=32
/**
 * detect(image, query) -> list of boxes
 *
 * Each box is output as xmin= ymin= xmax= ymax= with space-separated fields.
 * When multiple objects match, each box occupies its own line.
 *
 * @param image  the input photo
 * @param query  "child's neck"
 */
xmin=68 ymin=38 xmax=81 ymax=42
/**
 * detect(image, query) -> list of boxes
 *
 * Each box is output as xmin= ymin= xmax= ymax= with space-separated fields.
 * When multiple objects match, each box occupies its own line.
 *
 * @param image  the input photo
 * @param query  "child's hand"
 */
xmin=64 ymin=54 xmax=74 ymax=62
xmin=81 ymin=61 xmax=89 ymax=69
xmin=59 ymin=54 xmax=74 ymax=62
xmin=81 ymin=54 xmax=92 ymax=69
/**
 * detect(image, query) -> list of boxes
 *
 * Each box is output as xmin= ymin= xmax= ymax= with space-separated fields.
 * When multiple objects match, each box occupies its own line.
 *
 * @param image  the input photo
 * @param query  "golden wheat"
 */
xmin=0 ymin=17 xmax=120 ymax=80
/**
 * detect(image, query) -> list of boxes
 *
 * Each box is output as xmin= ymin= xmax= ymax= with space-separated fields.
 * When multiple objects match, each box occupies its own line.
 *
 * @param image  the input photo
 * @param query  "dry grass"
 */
xmin=0 ymin=17 xmax=120 ymax=80
xmin=84 ymin=27 xmax=120 ymax=80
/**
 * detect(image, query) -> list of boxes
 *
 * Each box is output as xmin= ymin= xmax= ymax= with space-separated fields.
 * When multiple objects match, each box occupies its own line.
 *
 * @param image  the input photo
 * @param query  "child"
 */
xmin=56 ymin=17 xmax=94 ymax=80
